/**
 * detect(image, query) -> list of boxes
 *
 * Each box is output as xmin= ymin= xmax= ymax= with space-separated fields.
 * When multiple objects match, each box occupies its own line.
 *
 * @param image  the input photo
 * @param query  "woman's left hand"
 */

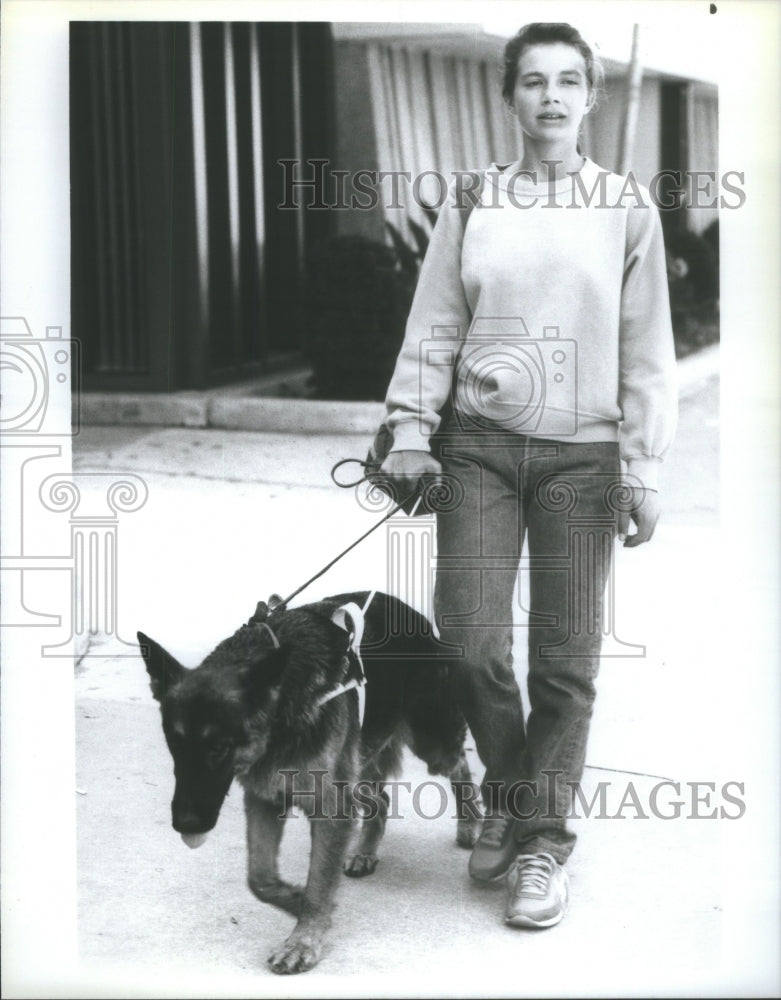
xmin=618 ymin=487 xmax=660 ymax=547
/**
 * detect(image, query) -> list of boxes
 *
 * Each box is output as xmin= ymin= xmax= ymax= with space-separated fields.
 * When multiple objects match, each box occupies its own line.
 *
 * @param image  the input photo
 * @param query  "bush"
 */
xmin=303 ymin=235 xmax=417 ymax=400
xmin=701 ymin=219 xmax=720 ymax=274
xmin=665 ymin=226 xmax=720 ymax=358
xmin=665 ymin=227 xmax=718 ymax=300
xmin=669 ymin=294 xmax=719 ymax=359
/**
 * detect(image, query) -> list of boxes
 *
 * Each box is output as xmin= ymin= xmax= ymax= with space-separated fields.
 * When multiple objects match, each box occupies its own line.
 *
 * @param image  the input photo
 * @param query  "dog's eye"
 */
xmin=207 ymin=740 xmax=232 ymax=761
xmin=167 ymin=731 xmax=185 ymax=751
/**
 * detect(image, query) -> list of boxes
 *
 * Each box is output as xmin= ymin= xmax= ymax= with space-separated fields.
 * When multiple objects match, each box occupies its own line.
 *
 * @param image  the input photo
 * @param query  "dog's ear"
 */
xmin=137 ymin=631 xmax=186 ymax=702
xmin=268 ymin=593 xmax=284 ymax=611
xmin=248 ymin=601 xmax=269 ymax=624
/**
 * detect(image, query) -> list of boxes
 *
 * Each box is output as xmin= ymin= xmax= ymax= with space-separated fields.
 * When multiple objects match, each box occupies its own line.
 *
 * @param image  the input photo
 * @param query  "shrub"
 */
xmin=669 ymin=293 xmax=719 ymax=359
xmin=303 ymin=235 xmax=416 ymax=400
xmin=304 ymin=219 xmax=720 ymax=399
xmin=665 ymin=227 xmax=718 ymax=300
xmin=665 ymin=226 xmax=720 ymax=358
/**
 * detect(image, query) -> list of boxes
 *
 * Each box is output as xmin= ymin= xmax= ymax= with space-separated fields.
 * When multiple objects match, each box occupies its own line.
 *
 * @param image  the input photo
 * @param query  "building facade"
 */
xmin=70 ymin=21 xmax=718 ymax=392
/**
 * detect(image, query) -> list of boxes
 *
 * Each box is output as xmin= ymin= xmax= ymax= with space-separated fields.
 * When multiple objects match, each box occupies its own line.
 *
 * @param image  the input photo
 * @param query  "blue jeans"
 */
xmin=434 ymin=419 xmax=621 ymax=864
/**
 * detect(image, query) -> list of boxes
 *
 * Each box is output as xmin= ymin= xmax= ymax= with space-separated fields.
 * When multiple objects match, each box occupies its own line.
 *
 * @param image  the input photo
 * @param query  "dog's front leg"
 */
xmin=245 ymin=789 xmax=303 ymax=917
xmin=267 ymin=809 xmax=354 ymax=974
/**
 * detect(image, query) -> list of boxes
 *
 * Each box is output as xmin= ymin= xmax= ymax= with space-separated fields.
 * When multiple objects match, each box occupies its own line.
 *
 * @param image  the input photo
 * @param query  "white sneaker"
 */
xmin=505 ymin=852 xmax=569 ymax=928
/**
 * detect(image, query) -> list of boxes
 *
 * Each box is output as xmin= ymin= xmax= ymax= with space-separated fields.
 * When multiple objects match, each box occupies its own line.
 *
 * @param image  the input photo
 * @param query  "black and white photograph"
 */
xmin=1 ymin=1 xmax=779 ymax=997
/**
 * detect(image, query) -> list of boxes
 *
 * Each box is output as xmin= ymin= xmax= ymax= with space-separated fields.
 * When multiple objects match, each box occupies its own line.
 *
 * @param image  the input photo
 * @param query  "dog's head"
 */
xmin=137 ymin=621 xmax=286 ymax=848
xmin=404 ymin=663 xmax=468 ymax=777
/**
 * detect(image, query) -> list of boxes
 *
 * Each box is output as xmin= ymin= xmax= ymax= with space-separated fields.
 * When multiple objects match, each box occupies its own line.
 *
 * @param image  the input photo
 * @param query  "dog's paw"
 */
xmin=267 ymin=935 xmax=322 ymax=975
xmin=343 ymin=853 xmax=379 ymax=878
xmin=248 ymin=876 xmax=304 ymax=916
xmin=456 ymin=819 xmax=481 ymax=849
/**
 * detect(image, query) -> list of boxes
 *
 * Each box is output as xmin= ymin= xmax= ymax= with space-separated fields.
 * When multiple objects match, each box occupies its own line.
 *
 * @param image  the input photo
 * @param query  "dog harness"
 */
xmin=256 ymin=592 xmax=374 ymax=726
xmin=316 ymin=591 xmax=375 ymax=727
xmin=255 ymin=621 xmax=280 ymax=648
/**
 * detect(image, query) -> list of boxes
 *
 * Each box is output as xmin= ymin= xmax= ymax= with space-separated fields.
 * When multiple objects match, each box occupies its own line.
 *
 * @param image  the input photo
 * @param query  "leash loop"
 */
xmin=330 ymin=458 xmax=369 ymax=489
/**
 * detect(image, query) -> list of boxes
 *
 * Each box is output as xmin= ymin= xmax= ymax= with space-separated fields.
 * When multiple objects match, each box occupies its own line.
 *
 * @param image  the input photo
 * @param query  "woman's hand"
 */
xmin=618 ymin=487 xmax=661 ymax=547
xmin=379 ymin=450 xmax=442 ymax=499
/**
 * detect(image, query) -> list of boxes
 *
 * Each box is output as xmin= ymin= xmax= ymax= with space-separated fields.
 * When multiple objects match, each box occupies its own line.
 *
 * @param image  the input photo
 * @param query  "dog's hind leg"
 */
xmin=245 ymin=789 xmax=303 ymax=917
xmin=267 ymin=794 xmax=354 ymax=975
xmin=450 ymin=753 xmax=483 ymax=849
xmin=343 ymin=786 xmax=389 ymax=877
xmin=343 ymin=741 xmax=400 ymax=878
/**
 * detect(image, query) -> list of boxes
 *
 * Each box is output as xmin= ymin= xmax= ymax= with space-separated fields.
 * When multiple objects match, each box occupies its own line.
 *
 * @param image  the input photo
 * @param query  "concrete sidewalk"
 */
xmin=76 ymin=344 xmax=719 ymax=433
xmin=64 ymin=368 xmax=776 ymax=997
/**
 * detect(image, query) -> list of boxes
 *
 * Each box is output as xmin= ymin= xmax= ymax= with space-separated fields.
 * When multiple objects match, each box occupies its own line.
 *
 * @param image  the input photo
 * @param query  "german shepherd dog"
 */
xmin=138 ymin=591 xmax=481 ymax=975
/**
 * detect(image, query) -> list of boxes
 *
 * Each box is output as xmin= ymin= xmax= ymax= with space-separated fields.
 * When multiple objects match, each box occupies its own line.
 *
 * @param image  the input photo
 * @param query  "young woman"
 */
xmin=380 ymin=23 xmax=677 ymax=928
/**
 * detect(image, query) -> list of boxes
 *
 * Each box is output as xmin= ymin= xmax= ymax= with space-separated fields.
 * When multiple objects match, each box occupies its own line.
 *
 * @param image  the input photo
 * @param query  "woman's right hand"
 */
xmin=379 ymin=450 xmax=442 ymax=499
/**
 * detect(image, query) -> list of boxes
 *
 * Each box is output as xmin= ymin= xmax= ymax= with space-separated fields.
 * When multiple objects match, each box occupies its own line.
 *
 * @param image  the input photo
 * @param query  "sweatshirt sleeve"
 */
xmin=619 ymin=199 xmax=679 ymax=490
xmin=383 ymin=184 xmax=473 ymax=452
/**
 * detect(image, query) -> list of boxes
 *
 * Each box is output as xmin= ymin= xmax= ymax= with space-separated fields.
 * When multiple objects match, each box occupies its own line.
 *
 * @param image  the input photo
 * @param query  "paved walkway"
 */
xmin=33 ymin=366 xmax=779 ymax=996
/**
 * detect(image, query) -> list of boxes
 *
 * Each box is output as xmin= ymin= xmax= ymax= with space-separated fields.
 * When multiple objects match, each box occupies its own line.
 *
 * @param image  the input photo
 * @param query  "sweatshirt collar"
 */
xmin=487 ymin=156 xmax=602 ymax=196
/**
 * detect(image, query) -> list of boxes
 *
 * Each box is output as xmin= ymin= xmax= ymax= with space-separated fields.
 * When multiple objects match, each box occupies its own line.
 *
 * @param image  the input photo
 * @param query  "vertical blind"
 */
xmin=366 ymin=43 xmax=521 ymax=239
xmin=365 ymin=41 xmax=718 ymax=241
xmin=71 ymin=22 xmax=333 ymax=389
xmin=687 ymin=84 xmax=719 ymax=235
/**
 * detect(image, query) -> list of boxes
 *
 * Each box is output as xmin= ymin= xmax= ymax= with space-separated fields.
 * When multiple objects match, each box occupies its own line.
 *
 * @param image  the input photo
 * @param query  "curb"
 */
xmin=77 ymin=346 xmax=719 ymax=433
xmin=675 ymin=343 xmax=720 ymax=400
xmin=209 ymin=396 xmax=386 ymax=435
xmin=76 ymin=394 xmax=210 ymax=429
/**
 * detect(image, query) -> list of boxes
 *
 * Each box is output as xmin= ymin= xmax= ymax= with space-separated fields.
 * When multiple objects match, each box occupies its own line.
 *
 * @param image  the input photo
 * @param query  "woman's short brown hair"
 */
xmin=502 ymin=23 xmax=604 ymax=106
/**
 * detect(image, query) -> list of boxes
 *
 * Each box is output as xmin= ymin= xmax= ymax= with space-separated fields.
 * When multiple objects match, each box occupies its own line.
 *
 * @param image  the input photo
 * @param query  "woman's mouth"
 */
xmin=538 ymin=113 xmax=566 ymax=121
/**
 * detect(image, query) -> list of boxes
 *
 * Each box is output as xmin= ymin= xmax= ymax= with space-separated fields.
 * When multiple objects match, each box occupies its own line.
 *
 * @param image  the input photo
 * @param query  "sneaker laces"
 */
xmin=479 ymin=815 xmax=511 ymax=847
xmin=509 ymin=853 xmax=556 ymax=894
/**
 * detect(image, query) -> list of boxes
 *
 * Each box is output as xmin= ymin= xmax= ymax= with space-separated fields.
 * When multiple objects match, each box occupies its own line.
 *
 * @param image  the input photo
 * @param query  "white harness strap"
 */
xmin=318 ymin=591 xmax=375 ymax=726
xmin=256 ymin=621 xmax=280 ymax=648
xmin=316 ymin=675 xmax=366 ymax=726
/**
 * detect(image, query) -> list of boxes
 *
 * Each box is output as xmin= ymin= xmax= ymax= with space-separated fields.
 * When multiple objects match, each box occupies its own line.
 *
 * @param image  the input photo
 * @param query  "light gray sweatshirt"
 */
xmin=384 ymin=158 xmax=678 ymax=489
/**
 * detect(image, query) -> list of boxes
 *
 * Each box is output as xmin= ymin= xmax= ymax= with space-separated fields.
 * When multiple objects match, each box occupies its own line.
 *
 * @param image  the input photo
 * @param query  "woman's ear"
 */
xmin=584 ymin=89 xmax=596 ymax=114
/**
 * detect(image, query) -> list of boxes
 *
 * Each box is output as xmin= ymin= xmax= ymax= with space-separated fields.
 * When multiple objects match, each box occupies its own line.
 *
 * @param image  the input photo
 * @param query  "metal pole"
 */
xmin=617 ymin=24 xmax=643 ymax=175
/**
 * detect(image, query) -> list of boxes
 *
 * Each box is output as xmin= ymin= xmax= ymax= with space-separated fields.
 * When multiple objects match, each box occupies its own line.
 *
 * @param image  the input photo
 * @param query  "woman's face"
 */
xmin=511 ymin=42 xmax=593 ymax=147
